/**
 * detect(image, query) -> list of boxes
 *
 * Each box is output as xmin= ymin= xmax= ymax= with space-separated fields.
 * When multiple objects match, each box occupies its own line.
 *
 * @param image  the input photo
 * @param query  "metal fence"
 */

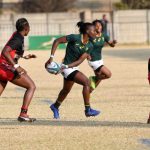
xmin=112 ymin=10 xmax=150 ymax=44
xmin=0 ymin=10 xmax=150 ymax=49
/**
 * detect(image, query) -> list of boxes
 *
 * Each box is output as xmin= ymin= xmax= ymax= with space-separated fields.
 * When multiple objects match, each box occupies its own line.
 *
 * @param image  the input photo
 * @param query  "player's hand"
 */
xmin=113 ymin=40 xmax=117 ymax=45
xmin=23 ymin=54 xmax=37 ymax=59
xmin=16 ymin=66 xmax=26 ymax=76
xmin=109 ymin=40 xmax=117 ymax=47
xmin=45 ymin=57 xmax=53 ymax=68
xmin=54 ymin=64 xmax=68 ymax=75
xmin=60 ymin=64 xmax=68 ymax=70
xmin=87 ymin=54 xmax=91 ymax=61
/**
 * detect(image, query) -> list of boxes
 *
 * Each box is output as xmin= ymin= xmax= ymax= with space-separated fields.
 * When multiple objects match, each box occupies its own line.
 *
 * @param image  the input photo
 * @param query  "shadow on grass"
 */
xmin=104 ymin=48 xmax=150 ymax=61
xmin=140 ymin=139 xmax=150 ymax=148
xmin=0 ymin=118 xmax=149 ymax=128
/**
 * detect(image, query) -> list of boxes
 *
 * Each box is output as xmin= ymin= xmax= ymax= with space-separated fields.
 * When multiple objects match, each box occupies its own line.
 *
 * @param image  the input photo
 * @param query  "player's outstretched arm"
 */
xmin=107 ymin=40 xmax=117 ymax=47
xmin=2 ymin=46 xmax=26 ymax=76
xmin=61 ymin=53 xmax=89 ymax=69
xmin=45 ymin=36 xmax=67 ymax=67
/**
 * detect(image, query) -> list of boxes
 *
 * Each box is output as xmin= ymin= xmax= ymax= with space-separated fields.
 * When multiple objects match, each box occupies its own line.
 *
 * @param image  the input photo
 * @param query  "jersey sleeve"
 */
xmin=104 ymin=34 xmax=110 ymax=43
xmin=66 ymin=34 xmax=77 ymax=42
xmin=6 ymin=37 xmax=22 ymax=50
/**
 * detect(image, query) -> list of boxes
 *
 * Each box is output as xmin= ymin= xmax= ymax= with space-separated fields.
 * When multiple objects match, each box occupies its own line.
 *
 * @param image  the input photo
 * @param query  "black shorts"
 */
xmin=64 ymin=70 xmax=79 ymax=81
xmin=95 ymin=65 xmax=104 ymax=72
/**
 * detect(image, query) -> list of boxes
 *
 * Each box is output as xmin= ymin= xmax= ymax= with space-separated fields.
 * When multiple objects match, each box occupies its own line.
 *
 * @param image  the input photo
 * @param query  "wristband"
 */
xmin=50 ymin=55 xmax=54 ymax=58
xmin=14 ymin=64 xmax=20 ymax=69
xmin=65 ymin=65 xmax=69 ymax=69
xmin=61 ymin=64 xmax=69 ymax=69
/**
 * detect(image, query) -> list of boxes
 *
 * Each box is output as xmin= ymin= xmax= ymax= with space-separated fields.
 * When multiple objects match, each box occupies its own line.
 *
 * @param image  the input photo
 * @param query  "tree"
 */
xmin=114 ymin=0 xmax=150 ymax=10
xmin=21 ymin=0 xmax=76 ymax=13
xmin=122 ymin=0 xmax=150 ymax=9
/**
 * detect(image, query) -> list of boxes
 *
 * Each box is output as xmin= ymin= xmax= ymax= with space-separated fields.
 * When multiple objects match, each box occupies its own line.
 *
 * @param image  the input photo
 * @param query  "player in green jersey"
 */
xmin=45 ymin=22 xmax=100 ymax=119
xmin=88 ymin=20 xmax=117 ymax=92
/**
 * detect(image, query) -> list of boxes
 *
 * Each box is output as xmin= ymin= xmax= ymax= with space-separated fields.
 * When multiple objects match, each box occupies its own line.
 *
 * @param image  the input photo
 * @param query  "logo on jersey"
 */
xmin=75 ymin=43 xmax=80 ymax=46
xmin=85 ymin=47 xmax=89 ymax=51
xmin=93 ymin=39 xmax=97 ymax=43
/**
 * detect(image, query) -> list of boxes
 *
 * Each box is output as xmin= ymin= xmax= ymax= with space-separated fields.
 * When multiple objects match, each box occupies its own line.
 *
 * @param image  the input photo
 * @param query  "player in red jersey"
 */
xmin=0 ymin=18 xmax=36 ymax=122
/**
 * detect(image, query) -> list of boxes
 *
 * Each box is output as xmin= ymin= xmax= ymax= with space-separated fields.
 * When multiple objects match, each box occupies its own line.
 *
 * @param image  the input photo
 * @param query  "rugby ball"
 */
xmin=46 ymin=62 xmax=61 ymax=74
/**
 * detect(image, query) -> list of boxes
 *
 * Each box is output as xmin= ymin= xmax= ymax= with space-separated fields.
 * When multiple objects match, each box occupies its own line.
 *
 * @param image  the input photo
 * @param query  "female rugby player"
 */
xmin=147 ymin=59 xmax=150 ymax=123
xmin=147 ymin=113 xmax=150 ymax=124
xmin=88 ymin=20 xmax=117 ymax=92
xmin=45 ymin=22 xmax=100 ymax=119
xmin=0 ymin=18 xmax=36 ymax=122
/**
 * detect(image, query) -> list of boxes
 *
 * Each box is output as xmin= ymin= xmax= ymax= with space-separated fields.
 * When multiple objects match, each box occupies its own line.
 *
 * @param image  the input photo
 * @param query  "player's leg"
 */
xmin=54 ymin=79 xmax=74 ymax=107
xmin=50 ymin=79 xmax=74 ymax=119
xmin=73 ymin=72 xmax=90 ymax=106
xmin=95 ymin=65 xmax=112 ymax=80
xmin=50 ymin=68 xmax=77 ymax=119
xmin=94 ymin=65 xmax=112 ymax=86
xmin=11 ymin=73 xmax=36 ymax=122
xmin=0 ymin=81 xmax=7 ymax=96
xmin=90 ymin=65 xmax=112 ymax=93
xmin=147 ymin=113 xmax=150 ymax=124
xmin=73 ymin=71 xmax=100 ymax=117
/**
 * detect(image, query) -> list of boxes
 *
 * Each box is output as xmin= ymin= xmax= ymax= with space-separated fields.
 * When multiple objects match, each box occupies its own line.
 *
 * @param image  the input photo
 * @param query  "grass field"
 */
xmin=0 ymin=48 xmax=150 ymax=150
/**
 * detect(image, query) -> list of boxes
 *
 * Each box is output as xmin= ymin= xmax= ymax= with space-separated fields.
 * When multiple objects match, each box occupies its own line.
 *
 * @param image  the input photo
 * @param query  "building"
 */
xmin=74 ymin=0 xmax=121 ymax=11
xmin=0 ymin=0 xmax=121 ymax=14
xmin=0 ymin=0 xmax=22 ymax=14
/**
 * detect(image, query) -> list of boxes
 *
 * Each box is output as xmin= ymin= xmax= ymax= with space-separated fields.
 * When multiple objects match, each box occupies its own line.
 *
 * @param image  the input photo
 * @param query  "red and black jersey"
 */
xmin=0 ymin=31 xmax=24 ymax=82
xmin=0 ymin=31 xmax=24 ymax=64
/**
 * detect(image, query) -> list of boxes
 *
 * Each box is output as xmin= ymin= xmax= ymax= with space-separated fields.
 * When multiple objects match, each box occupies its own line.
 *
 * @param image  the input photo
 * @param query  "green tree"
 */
xmin=114 ymin=0 xmax=150 ymax=10
xmin=123 ymin=0 xmax=150 ymax=9
xmin=21 ymin=0 xmax=76 ymax=13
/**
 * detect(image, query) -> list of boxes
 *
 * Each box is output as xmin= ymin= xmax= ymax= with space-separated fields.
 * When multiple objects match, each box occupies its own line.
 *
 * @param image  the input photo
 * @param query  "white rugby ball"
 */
xmin=46 ymin=62 xmax=61 ymax=74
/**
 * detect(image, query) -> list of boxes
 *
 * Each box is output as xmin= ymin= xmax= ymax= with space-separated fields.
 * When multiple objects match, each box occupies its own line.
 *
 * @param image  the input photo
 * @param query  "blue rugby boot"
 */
xmin=50 ymin=104 xmax=60 ymax=119
xmin=85 ymin=108 xmax=100 ymax=117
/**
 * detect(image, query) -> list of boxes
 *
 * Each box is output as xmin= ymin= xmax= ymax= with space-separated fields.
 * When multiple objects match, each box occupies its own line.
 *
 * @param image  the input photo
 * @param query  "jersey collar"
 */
xmin=17 ymin=31 xmax=24 ymax=40
xmin=81 ymin=34 xmax=89 ymax=45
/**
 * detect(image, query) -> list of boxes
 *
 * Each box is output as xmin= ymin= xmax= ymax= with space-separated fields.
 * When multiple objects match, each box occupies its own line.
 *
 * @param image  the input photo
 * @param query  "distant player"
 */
xmin=45 ymin=22 xmax=100 ymax=119
xmin=0 ymin=18 xmax=36 ymax=122
xmin=88 ymin=20 xmax=117 ymax=92
xmin=100 ymin=14 xmax=109 ymax=36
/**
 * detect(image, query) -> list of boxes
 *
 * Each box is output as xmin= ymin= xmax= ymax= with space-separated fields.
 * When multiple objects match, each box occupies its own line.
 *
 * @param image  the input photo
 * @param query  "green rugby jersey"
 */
xmin=90 ymin=33 xmax=110 ymax=61
xmin=63 ymin=34 xmax=93 ymax=65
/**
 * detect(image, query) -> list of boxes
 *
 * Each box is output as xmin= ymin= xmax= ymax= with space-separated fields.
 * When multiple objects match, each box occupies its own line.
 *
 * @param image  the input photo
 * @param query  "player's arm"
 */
xmin=2 ymin=46 xmax=16 ymax=66
xmin=107 ymin=40 xmax=117 ymax=47
xmin=61 ymin=53 xmax=89 ymax=69
xmin=45 ymin=36 xmax=67 ymax=67
xmin=2 ymin=46 xmax=26 ymax=75
xmin=103 ymin=34 xmax=117 ymax=47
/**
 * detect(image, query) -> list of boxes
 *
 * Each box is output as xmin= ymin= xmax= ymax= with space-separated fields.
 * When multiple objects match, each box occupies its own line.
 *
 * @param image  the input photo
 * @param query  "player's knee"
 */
xmin=28 ymin=82 xmax=36 ymax=91
xmin=106 ymin=71 xmax=112 ymax=78
xmin=83 ymin=78 xmax=90 ymax=87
